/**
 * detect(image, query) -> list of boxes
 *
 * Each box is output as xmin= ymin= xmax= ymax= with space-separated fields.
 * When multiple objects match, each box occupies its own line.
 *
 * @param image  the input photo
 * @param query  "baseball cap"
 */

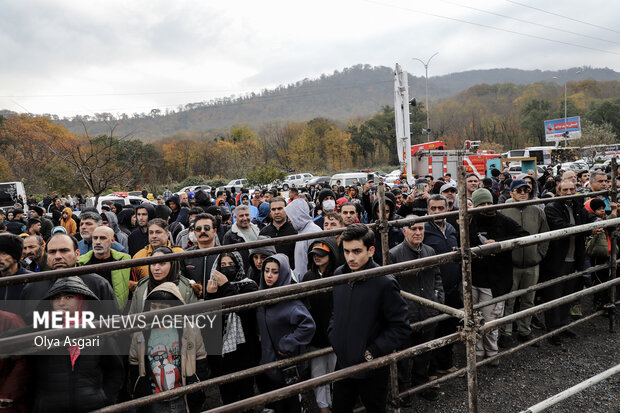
xmin=310 ymin=242 xmax=331 ymax=257
xmin=509 ymin=179 xmax=529 ymax=192
xmin=440 ymin=183 xmax=457 ymax=193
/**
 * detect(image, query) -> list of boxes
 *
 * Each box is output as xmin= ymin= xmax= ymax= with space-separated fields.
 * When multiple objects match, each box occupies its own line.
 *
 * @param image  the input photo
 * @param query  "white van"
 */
xmin=0 ymin=182 xmax=27 ymax=213
xmin=329 ymin=172 xmax=377 ymax=187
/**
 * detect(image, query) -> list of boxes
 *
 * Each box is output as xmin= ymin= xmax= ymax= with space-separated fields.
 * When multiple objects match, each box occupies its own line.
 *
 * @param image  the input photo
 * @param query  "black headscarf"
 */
xmin=147 ymin=246 xmax=180 ymax=293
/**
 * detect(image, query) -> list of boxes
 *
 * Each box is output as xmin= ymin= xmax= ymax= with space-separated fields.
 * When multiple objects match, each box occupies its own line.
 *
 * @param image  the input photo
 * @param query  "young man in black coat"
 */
xmin=329 ymin=224 xmax=411 ymax=412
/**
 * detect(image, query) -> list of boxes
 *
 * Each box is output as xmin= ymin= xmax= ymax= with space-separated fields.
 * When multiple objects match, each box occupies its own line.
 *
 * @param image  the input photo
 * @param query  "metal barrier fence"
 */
xmin=0 ymin=161 xmax=617 ymax=412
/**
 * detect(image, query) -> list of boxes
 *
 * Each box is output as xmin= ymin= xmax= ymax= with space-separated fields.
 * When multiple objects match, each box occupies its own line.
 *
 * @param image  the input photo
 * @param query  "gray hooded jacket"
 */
xmin=102 ymin=211 xmax=129 ymax=251
xmin=284 ymin=199 xmax=322 ymax=280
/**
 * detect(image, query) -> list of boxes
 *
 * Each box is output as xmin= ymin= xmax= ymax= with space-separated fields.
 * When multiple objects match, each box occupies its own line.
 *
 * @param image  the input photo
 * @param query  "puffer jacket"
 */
xmin=284 ymin=199 xmax=322 ymax=279
xmin=32 ymin=277 xmax=124 ymax=413
xmin=128 ymin=282 xmax=208 ymax=412
xmin=389 ymin=241 xmax=444 ymax=322
xmin=256 ymin=254 xmax=315 ymax=383
xmin=78 ymin=249 xmax=131 ymax=311
xmin=60 ymin=207 xmax=77 ymax=235
xmin=128 ymin=274 xmax=198 ymax=315
xmin=501 ymin=205 xmax=549 ymax=268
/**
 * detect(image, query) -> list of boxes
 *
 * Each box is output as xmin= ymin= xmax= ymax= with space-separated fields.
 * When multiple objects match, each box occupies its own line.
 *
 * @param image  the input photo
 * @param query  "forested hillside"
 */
xmin=37 ymin=65 xmax=620 ymax=140
xmin=1 ymin=68 xmax=618 ymax=196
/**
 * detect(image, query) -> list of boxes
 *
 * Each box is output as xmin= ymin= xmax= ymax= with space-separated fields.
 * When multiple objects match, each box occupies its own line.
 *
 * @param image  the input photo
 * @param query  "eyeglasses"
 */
xmin=514 ymin=187 xmax=531 ymax=194
xmin=195 ymin=225 xmax=211 ymax=232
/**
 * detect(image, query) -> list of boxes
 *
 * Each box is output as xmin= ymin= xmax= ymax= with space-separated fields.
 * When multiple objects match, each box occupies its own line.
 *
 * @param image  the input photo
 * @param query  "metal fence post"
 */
xmin=609 ymin=158 xmax=617 ymax=332
xmin=389 ymin=361 xmax=401 ymax=411
xmin=457 ymin=165 xmax=479 ymax=413
xmin=378 ymin=182 xmax=391 ymax=266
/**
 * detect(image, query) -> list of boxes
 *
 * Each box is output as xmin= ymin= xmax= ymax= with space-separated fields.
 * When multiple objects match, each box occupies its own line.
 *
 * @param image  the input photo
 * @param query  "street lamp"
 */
xmin=413 ymin=52 xmax=439 ymax=142
xmin=553 ymin=69 xmax=582 ymax=147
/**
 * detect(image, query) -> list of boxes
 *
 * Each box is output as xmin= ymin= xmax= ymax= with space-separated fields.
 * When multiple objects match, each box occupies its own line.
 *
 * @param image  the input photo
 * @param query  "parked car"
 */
xmin=281 ymin=173 xmax=314 ymax=190
xmin=384 ymin=169 xmax=402 ymax=185
xmin=329 ymin=172 xmax=378 ymax=187
xmin=87 ymin=193 xmax=156 ymax=213
xmin=305 ymin=176 xmax=331 ymax=188
xmin=216 ymin=185 xmax=244 ymax=194
xmin=176 ymin=185 xmax=212 ymax=195
xmin=226 ymin=179 xmax=247 ymax=187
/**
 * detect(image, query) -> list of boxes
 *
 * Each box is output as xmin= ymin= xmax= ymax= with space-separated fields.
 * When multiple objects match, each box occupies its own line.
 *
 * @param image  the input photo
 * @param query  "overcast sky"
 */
xmin=1 ymin=0 xmax=619 ymax=117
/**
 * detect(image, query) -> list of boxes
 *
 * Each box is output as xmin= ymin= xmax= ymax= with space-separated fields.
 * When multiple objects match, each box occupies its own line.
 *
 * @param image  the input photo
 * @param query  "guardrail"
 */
xmin=1 ymin=160 xmax=617 ymax=412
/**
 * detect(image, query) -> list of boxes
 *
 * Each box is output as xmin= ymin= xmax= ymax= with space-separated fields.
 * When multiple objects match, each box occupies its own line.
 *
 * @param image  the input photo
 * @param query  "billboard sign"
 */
xmin=544 ymin=116 xmax=581 ymax=142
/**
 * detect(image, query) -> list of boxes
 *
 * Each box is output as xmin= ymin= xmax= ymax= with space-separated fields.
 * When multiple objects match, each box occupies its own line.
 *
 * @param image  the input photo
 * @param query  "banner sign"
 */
xmin=544 ymin=116 xmax=581 ymax=142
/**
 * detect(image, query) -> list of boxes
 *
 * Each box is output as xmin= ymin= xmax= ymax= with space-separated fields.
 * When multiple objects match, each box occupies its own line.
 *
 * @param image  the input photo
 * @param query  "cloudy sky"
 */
xmin=1 ymin=0 xmax=619 ymax=117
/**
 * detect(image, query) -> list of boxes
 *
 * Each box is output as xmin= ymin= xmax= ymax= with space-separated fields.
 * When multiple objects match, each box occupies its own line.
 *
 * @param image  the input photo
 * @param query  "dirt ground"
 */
xmin=202 ymin=304 xmax=619 ymax=413
xmin=404 ymin=311 xmax=619 ymax=413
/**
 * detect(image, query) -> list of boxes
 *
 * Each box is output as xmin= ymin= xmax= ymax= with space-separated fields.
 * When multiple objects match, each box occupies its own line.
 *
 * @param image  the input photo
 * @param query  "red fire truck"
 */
xmin=410 ymin=140 xmax=501 ymax=178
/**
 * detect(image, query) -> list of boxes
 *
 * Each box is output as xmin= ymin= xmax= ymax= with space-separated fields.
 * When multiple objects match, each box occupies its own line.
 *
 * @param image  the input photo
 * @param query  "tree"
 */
xmin=572 ymin=120 xmax=617 ymax=147
xmin=49 ymin=124 xmax=147 ymax=205
xmin=520 ymin=99 xmax=553 ymax=146
xmin=246 ymin=162 xmax=286 ymax=186
xmin=587 ymin=98 xmax=620 ymax=138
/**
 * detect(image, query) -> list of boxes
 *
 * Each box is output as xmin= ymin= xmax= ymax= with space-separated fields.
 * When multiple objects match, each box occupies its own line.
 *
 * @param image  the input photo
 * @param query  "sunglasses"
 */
xmin=514 ymin=187 xmax=531 ymax=194
xmin=194 ymin=225 xmax=211 ymax=232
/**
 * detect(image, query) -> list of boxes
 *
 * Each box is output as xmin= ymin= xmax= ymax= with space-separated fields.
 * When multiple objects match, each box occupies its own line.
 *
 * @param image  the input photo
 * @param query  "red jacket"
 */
xmin=0 ymin=311 xmax=29 ymax=413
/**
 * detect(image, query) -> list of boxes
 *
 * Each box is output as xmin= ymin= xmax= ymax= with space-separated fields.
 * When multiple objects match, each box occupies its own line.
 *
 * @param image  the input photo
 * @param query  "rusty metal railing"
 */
xmin=0 ymin=159 xmax=617 ymax=412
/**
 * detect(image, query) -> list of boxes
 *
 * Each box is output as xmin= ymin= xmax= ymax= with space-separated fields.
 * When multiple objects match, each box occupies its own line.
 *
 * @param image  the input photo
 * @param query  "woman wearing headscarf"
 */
xmin=256 ymin=254 xmax=315 ymax=413
xmin=205 ymin=251 xmax=259 ymax=405
xmin=129 ymin=282 xmax=208 ymax=413
xmin=128 ymin=246 xmax=199 ymax=314
xmin=32 ymin=277 xmax=124 ymax=412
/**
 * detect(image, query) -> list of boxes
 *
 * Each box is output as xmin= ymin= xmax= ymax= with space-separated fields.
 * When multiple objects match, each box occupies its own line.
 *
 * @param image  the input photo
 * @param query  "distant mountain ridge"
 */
xmin=11 ymin=65 xmax=620 ymax=140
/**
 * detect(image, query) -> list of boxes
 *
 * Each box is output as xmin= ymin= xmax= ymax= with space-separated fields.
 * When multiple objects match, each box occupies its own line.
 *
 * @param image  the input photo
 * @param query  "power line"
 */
xmin=505 ymin=0 xmax=620 ymax=35
xmin=362 ymin=0 xmax=620 ymax=56
xmin=439 ymin=0 xmax=620 ymax=46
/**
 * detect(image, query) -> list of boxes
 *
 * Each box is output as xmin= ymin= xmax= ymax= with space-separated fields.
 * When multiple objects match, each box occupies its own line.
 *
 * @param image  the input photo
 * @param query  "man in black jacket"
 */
xmin=127 ymin=203 xmax=155 ymax=256
xmin=259 ymin=197 xmax=297 ymax=270
xmin=329 ymin=224 xmax=411 ymax=412
xmin=542 ymin=180 xmax=597 ymax=344
xmin=424 ymin=194 xmax=462 ymax=375
xmin=389 ymin=216 xmax=444 ymax=402
xmin=181 ymin=213 xmax=219 ymax=299
xmin=469 ymin=189 xmax=528 ymax=365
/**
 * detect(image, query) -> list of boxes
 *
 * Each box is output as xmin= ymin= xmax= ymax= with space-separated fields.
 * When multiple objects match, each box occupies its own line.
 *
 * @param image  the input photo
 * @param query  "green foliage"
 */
xmin=587 ymin=98 xmax=620 ymax=138
xmin=246 ymin=162 xmax=286 ymax=186
xmin=41 ymin=163 xmax=80 ymax=195
xmin=573 ymin=120 xmax=617 ymax=147
xmin=520 ymin=99 xmax=553 ymax=146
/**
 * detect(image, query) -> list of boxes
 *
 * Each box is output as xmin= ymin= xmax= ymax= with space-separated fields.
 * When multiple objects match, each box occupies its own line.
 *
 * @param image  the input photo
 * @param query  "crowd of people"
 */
xmin=0 ymin=161 xmax=617 ymax=413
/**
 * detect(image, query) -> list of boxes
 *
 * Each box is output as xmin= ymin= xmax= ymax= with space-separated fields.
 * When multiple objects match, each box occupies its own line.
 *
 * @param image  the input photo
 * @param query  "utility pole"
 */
xmin=413 ymin=52 xmax=438 ymax=142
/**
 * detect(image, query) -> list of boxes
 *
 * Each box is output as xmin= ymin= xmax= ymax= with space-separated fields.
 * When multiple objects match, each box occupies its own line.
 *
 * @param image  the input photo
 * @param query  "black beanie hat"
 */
xmin=0 ymin=234 xmax=23 ymax=262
